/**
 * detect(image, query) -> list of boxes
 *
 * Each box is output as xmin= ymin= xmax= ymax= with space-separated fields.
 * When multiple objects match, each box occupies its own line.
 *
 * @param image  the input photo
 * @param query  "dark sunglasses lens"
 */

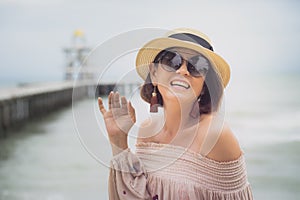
xmin=188 ymin=56 xmax=210 ymax=76
xmin=160 ymin=52 xmax=182 ymax=71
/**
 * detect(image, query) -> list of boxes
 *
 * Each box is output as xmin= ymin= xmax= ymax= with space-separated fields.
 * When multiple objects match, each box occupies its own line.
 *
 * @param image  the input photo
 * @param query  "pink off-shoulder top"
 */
xmin=109 ymin=142 xmax=253 ymax=200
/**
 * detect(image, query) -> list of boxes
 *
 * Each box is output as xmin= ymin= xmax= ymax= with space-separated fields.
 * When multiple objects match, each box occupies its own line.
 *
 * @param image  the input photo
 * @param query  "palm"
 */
xmin=98 ymin=92 xmax=136 ymax=137
xmin=103 ymin=105 xmax=135 ymax=136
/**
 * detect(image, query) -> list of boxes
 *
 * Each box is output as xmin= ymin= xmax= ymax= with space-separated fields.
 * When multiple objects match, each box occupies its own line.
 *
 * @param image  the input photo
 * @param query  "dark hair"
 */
xmin=140 ymin=49 xmax=224 ymax=114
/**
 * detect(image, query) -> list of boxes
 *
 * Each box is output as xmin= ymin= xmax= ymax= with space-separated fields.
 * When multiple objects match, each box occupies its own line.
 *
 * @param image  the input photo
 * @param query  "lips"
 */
xmin=170 ymin=80 xmax=190 ymax=89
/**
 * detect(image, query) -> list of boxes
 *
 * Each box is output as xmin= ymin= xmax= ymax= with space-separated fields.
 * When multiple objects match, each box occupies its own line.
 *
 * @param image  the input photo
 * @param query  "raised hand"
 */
xmin=98 ymin=92 xmax=136 ymax=155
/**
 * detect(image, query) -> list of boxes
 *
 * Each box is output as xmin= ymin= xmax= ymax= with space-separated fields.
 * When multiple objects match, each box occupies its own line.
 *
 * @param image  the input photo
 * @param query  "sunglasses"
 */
xmin=154 ymin=50 xmax=210 ymax=77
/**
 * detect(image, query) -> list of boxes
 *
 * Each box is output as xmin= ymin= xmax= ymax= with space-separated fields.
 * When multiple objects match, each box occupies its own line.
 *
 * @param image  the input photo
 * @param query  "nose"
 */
xmin=176 ymin=60 xmax=190 ymax=76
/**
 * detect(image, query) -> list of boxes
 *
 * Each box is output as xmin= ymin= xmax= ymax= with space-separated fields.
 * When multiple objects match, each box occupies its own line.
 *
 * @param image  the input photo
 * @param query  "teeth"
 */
xmin=171 ymin=80 xmax=190 ymax=89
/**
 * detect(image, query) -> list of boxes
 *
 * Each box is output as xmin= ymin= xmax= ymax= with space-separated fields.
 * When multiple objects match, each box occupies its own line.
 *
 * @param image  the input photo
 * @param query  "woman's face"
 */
xmin=150 ymin=47 xmax=208 ymax=105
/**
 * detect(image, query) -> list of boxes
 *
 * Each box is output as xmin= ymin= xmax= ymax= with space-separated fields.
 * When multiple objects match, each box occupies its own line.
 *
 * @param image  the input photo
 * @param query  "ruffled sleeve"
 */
xmin=108 ymin=149 xmax=151 ymax=200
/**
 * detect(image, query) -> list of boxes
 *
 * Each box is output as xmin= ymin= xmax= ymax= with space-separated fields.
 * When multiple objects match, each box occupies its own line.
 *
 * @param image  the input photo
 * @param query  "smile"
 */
xmin=170 ymin=80 xmax=190 ymax=89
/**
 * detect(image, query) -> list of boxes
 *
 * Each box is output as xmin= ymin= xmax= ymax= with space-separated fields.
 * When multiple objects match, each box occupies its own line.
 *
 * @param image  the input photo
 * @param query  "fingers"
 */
xmin=108 ymin=91 xmax=121 ymax=109
xmin=108 ymin=91 xmax=113 ymax=110
xmin=113 ymin=92 xmax=121 ymax=108
xmin=128 ymin=101 xmax=136 ymax=123
xmin=107 ymin=91 xmax=127 ymax=110
xmin=98 ymin=97 xmax=106 ymax=115
xmin=121 ymin=96 xmax=128 ymax=110
xmin=121 ymin=96 xmax=136 ymax=122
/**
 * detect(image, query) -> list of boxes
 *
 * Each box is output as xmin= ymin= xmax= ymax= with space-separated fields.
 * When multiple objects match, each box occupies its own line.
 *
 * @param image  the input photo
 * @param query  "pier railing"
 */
xmin=0 ymin=81 xmax=141 ymax=137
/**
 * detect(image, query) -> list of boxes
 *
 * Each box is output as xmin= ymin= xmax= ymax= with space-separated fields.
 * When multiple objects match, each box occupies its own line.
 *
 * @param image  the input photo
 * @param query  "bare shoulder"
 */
xmin=206 ymin=122 xmax=242 ymax=162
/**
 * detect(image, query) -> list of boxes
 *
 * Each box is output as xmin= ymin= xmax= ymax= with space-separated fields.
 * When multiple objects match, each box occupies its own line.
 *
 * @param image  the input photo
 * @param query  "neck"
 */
xmin=162 ymin=99 xmax=198 ymax=136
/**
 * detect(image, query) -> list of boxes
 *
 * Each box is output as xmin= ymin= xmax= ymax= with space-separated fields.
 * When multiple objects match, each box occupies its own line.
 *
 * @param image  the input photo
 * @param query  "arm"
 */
xmin=98 ymin=92 xmax=151 ymax=199
xmin=98 ymin=92 xmax=135 ymax=156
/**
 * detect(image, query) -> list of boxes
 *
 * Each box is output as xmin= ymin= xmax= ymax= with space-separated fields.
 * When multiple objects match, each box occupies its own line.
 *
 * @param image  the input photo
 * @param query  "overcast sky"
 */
xmin=1 ymin=0 xmax=300 ymax=86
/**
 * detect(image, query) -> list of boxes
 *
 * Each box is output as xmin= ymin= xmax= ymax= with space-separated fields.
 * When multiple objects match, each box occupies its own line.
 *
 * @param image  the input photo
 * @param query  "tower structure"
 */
xmin=63 ymin=30 xmax=92 ymax=80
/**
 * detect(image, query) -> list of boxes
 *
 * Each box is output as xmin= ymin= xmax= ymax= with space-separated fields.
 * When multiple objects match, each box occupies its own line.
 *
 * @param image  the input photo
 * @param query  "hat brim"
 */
xmin=136 ymin=37 xmax=230 ymax=87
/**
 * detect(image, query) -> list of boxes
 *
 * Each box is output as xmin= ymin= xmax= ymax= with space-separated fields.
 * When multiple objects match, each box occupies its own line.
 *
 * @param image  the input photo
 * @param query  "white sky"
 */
xmin=0 ymin=0 xmax=300 ymax=85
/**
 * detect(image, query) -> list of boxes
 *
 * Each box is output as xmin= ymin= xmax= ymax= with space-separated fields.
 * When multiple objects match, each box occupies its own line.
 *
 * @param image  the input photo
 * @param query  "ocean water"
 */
xmin=0 ymin=71 xmax=300 ymax=199
xmin=229 ymin=71 xmax=300 ymax=199
xmin=0 ymin=105 xmax=109 ymax=200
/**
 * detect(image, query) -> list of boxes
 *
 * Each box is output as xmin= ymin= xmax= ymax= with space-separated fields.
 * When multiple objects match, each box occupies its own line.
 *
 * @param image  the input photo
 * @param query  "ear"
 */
xmin=149 ymin=63 xmax=158 ymax=85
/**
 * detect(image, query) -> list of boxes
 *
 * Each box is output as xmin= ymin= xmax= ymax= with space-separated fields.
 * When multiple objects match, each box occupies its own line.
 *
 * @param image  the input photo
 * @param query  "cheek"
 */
xmin=157 ymin=83 xmax=182 ymax=104
xmin=157 ymin=84 xmax=172 ymax=97
xmin=192 ymin=81 xmax=205 ymax=97
xmin=155 ymin=70 xmax=172 ymax=85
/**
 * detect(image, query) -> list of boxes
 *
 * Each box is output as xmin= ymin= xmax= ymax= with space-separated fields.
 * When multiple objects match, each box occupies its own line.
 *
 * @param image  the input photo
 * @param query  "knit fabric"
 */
xmin=109 ymin=142 xmax=253 ymax=200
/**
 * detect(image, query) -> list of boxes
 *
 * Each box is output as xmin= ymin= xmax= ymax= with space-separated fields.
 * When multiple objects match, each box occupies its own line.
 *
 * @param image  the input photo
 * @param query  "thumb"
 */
xmin=98 ymin=97 xmax=107 ymax=115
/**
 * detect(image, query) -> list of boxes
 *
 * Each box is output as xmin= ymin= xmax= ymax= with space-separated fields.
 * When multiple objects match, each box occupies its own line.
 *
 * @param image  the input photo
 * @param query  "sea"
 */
xmin=0 ymin=70 xmax=299 ymax=200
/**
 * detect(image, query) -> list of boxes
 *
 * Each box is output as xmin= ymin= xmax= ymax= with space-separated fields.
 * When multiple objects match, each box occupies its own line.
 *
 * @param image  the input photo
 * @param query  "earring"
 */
xmin=150 ymin=86 xmax=158 ymax=113
xmin=189 ymin=96 xmax=201 ymax=118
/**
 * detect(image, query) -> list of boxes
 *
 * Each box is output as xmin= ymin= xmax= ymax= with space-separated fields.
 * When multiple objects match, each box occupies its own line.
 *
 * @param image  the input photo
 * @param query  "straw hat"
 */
xmin=136 ymin=28 xmax=230 ymax=87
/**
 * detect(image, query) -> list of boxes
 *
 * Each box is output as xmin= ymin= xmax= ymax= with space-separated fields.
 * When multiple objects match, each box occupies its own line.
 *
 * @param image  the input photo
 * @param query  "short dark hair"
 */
xmin=140 ymin=49 xmax=224 ymax=114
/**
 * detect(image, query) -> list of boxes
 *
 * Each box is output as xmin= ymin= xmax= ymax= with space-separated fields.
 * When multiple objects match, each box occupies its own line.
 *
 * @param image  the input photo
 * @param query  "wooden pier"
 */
xmin=0 ymin=81 xmax=140 ymax=137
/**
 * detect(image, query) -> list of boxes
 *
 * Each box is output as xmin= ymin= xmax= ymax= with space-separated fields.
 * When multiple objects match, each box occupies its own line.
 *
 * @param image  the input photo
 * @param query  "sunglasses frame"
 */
xmin=153 ymin=50 xmax=210 ymax=77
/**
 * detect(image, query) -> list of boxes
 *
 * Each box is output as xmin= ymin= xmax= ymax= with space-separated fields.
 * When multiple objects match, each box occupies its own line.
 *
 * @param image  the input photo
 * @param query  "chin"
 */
xmin=163 ymin=91 xmax=196 ymax=104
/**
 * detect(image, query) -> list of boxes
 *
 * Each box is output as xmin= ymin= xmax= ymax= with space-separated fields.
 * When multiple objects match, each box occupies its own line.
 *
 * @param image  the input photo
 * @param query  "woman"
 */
xmin=98 ymin=28 xmax=253 ymax=199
